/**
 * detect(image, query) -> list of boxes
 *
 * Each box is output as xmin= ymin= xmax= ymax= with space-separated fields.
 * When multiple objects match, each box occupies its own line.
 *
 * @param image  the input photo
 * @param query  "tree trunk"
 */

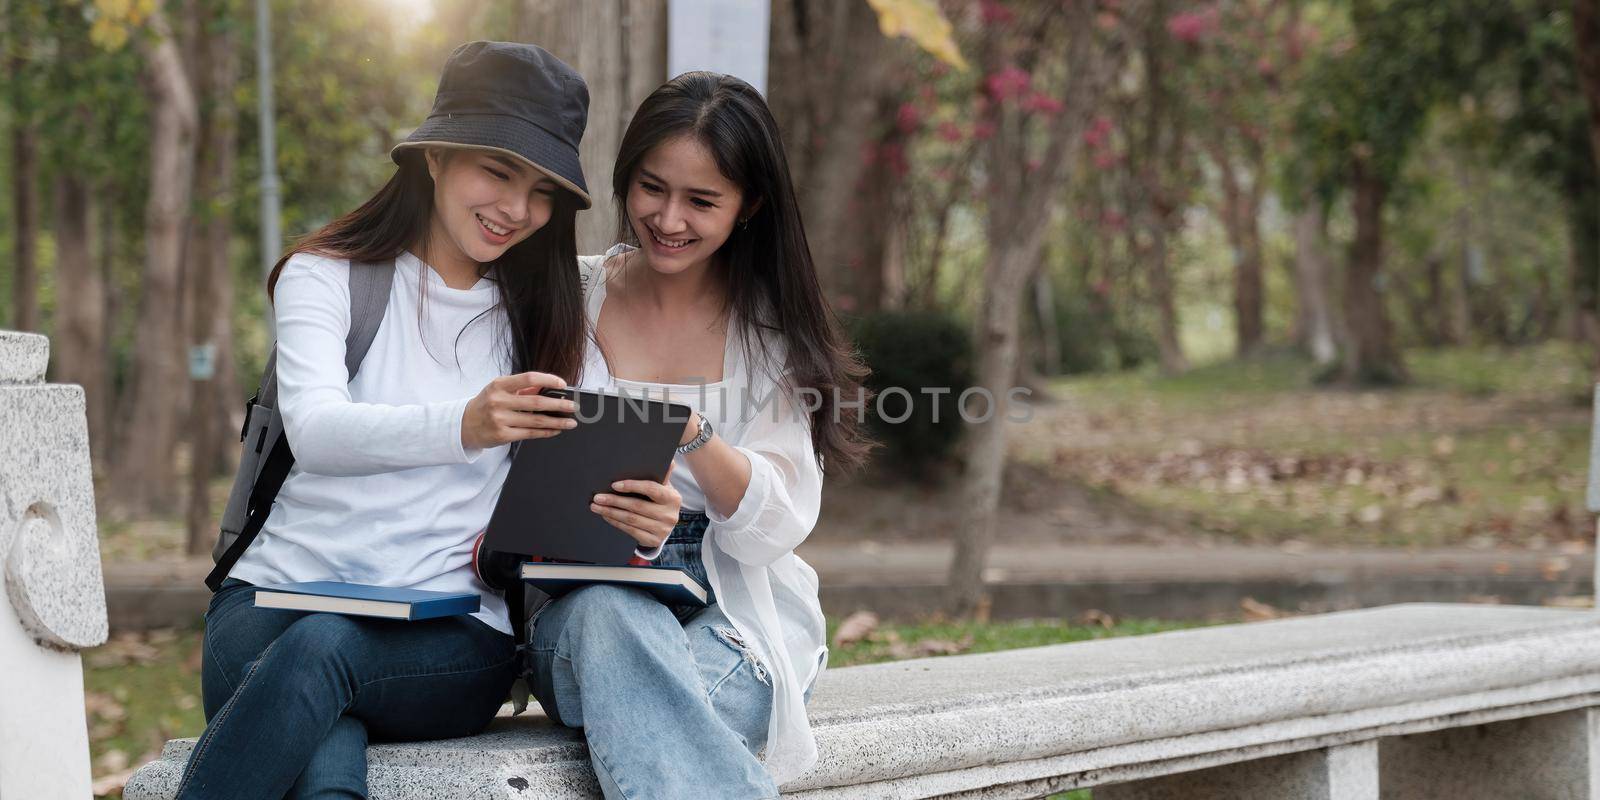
xmin=517 ymin=0 xmax=666 ymax=254
xmin=1032 ymin=267 xmax=1060 ymax=376
xmin=98 ymin=184 xmax=119 ymax=470
xmin=949 ymin=246 xmax=1034 ymax=618
xmin=948 ymin=2 xmax=1102 ymax=618
xmin=1127 ymin=0 xmax=1188 ymax=376
xmin=9 ymin=125 xmax=37 ymax=332
xmin=1573 ymin=0 xmax=1600 ymax=370
xmin=51 ymin=176 xmax=109 ymax=460
xmin=769 ymin=0 xmax=896 ymax=301
xmin=1420 ymin=253 xmax=1450 ymax=346
xmin=1291 ymin=205 xmax=1339 ymax=366
xmin=1339 ymin=157 xmax=1406 ymax=385
xmin=838 ymin=94 xmax=909 ymax=314
xmin=107 ymin=8 xmax=199 ymax=516
xmin=1564 ymin=178 xmax=1600 ymax=348
xmin=1577 ymin=0 xmax=1600 ymax=193
xmin=1215 ymin=145 xmax=1265 ymax=357
xmin=188 ymin=4 xmax=241 ymax=553
xmin=1147 ymin=222 xmax=1189 ymax=375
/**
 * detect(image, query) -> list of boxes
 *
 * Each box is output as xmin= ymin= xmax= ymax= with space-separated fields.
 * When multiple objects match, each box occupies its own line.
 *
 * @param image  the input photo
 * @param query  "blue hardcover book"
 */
xmin=253 ymin=581 xmax=480 ymax=621
xmin=520 ymin=562 xmax=709 ymax=608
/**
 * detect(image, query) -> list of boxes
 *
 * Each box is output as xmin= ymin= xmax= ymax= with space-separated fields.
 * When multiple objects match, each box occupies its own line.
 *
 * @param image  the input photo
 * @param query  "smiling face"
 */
xmin=625 ymin=135 xmax=754 ymax=276
xmin=424 ymin=148 xmax=559 ymax=273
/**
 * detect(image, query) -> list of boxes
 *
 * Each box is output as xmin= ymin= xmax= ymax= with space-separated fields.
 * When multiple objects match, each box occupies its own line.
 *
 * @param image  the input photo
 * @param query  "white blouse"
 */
xmin=230 ymin=251 xmax=513 ymax=635
xmin=577 ymin=246 xmax=829 ymax=786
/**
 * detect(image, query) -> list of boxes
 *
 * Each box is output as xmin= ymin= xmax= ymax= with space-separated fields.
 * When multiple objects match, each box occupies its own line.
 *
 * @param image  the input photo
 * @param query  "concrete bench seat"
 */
xmin=125 ymin=603 xmax=1600 ymax=798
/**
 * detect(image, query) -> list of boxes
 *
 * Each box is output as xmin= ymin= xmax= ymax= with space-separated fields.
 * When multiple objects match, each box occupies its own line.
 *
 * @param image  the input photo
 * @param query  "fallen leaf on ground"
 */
xmin=90 ymin=767 xmax=139 ymax=797
xmin=1240 ymin=597 xmax=1281 ymax=621
xmin=832 ymin=611 xmax=879 ymax=647
xmin=1541 ymin=557 xmax=1572 ymax=581
xmin=913 ymin=635 xmax=974 ymax=657
xmin=1079 ymin=609 xmax=1116 ymax=628
xmin=84 ymin=692 xmax=126 ymax=722
xmin=94 ymin=748 xmax=129 ymax=775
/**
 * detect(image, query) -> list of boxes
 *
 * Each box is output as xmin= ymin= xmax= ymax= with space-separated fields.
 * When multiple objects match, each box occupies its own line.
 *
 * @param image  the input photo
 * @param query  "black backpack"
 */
xmin=206 ymin=260 xmax=395 ymax=591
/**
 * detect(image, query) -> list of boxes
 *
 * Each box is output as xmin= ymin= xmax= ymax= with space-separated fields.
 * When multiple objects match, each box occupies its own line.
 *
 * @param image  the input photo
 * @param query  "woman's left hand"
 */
xmin=591 ymin=463 xmax=683 ymax=550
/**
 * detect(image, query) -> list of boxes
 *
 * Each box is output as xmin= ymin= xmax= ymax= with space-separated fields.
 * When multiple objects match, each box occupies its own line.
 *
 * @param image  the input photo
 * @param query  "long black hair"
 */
xmin=268 ymin=148 xmax=586 ymax=383
xmin=613 ymin=71 xmax=873 ymax=472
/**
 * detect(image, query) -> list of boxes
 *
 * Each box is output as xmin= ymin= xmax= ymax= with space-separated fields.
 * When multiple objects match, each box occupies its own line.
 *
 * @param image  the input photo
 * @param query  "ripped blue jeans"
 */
xmin=524 ymin=512 xmax=779 ymax=799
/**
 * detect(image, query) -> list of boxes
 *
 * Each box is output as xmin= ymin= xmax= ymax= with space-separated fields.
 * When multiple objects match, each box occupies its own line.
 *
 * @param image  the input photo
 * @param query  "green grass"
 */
xmin=1059 ymin=350 xmax=1316 ymax=415
xmin=1045 ymin=343 xmax=1593 ymax=548
xmin=83 ymin=627 xmax=207 ymax=794
xmin=1062 ymin=342 xmax=1591 ymax=414
xmin=1406 ymin=343 xmax=1593 ymax=402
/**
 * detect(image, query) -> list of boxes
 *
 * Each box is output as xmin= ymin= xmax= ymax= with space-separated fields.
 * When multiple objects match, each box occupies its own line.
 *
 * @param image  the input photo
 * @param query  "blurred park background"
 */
xmin=4 ymin=0 xmax=1600 ymax=794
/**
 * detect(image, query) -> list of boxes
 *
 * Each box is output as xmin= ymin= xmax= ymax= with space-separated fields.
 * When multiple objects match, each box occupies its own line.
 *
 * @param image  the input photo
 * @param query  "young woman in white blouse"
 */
xmin=177 ymin=43 xmax=683 ymax=800
xmin=524 ymin=71 xmax=874 ymax=798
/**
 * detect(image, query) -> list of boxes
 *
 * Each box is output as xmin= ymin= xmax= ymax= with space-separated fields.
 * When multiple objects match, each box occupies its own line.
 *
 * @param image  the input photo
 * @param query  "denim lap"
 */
xmin=181 ymin=578 xmax=516 ymax=800
xmin=524 ymin=514 xmax=778 ymax=799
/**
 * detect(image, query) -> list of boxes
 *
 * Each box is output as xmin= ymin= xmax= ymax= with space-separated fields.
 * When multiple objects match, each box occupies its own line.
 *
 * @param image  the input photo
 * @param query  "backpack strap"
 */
xmin=206 ymin=259 xmax=395 ymax=591
xmin=346 ymin=260 xmax=394 ymax=377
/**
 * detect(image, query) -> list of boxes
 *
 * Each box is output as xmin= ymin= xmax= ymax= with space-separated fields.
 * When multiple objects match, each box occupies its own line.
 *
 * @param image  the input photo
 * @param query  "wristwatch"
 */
xmin=677 ymin=411 xmax=714 ymax=454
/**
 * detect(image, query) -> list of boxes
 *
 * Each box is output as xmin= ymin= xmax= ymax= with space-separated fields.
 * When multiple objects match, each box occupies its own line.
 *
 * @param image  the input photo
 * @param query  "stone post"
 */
xmin=0 ymin=330 xmax=110 ymax=797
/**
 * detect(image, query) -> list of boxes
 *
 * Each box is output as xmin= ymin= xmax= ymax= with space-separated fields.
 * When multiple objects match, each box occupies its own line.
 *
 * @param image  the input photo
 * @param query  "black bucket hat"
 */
xmin=392 ymin=41 xmax=592 ymax=209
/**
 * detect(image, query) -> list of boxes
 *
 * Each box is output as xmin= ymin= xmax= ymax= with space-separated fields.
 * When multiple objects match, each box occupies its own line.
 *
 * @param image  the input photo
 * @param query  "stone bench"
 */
xmin=126 ymin=602 xmax=1600 ymax=798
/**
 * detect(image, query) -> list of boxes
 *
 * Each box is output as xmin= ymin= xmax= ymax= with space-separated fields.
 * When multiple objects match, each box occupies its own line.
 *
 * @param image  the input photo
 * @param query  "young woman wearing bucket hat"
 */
xmin=175 ymin=42 xmax=682 ymax=800
xmin=522 ymin=71 xmax=875 ymax=798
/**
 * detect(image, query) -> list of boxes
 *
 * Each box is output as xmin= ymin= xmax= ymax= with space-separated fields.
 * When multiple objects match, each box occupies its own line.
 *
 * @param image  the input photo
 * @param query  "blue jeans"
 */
xmin=525 ymin=512 xmax=783 ymax=799
xmin=177 ymin=578 xmax=517 ymax=799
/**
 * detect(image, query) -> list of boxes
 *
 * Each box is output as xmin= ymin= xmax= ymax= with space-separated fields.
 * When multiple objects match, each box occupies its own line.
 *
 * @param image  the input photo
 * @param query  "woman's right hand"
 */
xmin=461 ymin=372 xmax=579 ymax=450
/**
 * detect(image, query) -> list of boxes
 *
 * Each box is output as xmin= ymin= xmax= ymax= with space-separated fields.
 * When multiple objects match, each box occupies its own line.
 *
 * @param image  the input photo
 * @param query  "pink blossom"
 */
xmin=1166 ymin=7 xmax=1219 ymax=44
xmin=1099 ymin=211 xmax=1126 ymax=232
xmin=1256 ymin=56 xmax=1275 ymax=77
xmin=880 ymin=143 xmax=910 ymax=177
xmin=896 ymin=102 xmax=922 ymax=134
xmin=932 ymin=167 xmax=956 ymax=183
xmin=984 ymin=66 xmax=1032 ymax=101
xmin=973 ymin=121 xmax=998 ymax=140
xmin=937 ymin=121 xmax=964 ymax=143
xmin=1083 ymin=117 xmax=1114 ymax=149
xmin=1093 ymin=150 xmax=1120 ymax=170
xmin=919 ymin=85 xmax=937 ymax=103
xmin=1026 ymin=158 xmax=1042 ymax=173
xmin=1022 ymin=92 xmax=1065 ymax=115
xmin=980 ymin=0 xmax=1015 ymax=25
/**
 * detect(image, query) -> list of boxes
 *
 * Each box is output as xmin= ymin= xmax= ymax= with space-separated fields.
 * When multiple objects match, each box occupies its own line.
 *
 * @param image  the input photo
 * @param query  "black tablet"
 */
xmin=483 ymin=388 xmax=692 ymax=564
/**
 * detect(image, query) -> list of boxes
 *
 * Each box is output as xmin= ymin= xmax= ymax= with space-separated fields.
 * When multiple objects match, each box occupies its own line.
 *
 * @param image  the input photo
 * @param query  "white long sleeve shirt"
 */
xmin=577 ymin=247 xmax=830 ymax=786
xmin=229 ymin=251 xmax=513 ymax=635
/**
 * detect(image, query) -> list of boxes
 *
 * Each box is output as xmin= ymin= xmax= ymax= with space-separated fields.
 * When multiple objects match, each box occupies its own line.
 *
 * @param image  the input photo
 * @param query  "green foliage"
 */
xmin=235 ymin=0 xmax=439 ymax=245
xmin=1290 ymin=0 xmax=1520 ymax=202
xmin=1052 ymin=289 xmax=1159 ymax=375
xmin=849 ymin=310 xmax=974 ymax=474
